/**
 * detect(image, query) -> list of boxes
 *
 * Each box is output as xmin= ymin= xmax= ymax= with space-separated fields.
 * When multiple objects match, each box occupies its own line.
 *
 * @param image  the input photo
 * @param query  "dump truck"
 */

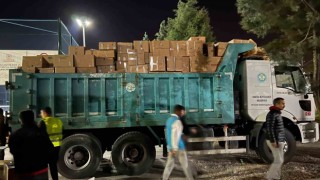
xmin=6 ymin=43 xmax=319 ymax=179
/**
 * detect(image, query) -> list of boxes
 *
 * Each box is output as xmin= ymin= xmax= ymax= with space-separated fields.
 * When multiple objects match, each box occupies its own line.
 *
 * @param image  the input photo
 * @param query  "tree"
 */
xmin=155 ymin=0 xmax=215 ymax=42
xmin=142 ymin=32 xmax=149 ymax=41
xmin=237 ymin=0 xmax=320 ymax=107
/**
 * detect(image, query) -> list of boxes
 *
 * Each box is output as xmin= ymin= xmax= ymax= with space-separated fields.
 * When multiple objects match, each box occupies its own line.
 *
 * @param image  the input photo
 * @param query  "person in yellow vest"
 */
xmin=39 ymin=107 xmax=63 ymax=180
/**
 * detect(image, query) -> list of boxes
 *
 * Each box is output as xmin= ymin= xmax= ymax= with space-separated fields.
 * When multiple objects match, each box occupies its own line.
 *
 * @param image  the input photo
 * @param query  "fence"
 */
xmin=0 ymin=19 xmax=78 ymax=55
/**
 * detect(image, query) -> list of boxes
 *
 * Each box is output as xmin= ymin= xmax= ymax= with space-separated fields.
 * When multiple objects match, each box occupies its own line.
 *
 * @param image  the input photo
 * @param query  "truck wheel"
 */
xmin=257 ymin=128 xmax=296 ymax=163
xmin=58 ymin=134 xmax=102 ymax=179
xmin=218 ymin=129 xmax=239 ymax=149
xmin=111 ymin=131 xmax=155 ymax=175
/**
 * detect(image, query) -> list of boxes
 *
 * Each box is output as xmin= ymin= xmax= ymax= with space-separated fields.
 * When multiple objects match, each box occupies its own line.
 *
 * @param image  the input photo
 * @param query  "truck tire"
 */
xmin=58 ymin=134 xmax=102 ymax=179
xmin=218 ymin=129 xmax=239 ymax=149
xmin=257 ymin=128 xmax=296 ymax=163
xmin=187 ymin=127 xmax=214 ymax=151
xmin=111 ymin=131 xmax=156 ymax=175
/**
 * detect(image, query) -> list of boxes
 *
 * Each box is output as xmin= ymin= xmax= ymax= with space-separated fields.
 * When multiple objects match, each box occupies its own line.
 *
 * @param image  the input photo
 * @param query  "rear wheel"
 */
xmin=111 ymin=131 xmax=155 ymax=175
xmin=256 ymin=128 xmax=296 ymax=163
xmin=58 ymin=134 xmax=102 ymax=179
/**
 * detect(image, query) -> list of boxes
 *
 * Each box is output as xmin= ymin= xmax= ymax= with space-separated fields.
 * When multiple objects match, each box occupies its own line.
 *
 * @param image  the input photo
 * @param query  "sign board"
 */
xmin=0 ymin=50 xmax=57 ymax=85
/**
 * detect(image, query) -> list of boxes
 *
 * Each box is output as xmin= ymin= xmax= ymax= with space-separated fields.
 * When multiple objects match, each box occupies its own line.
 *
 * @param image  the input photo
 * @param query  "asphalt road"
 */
xmin=4 ymin=141 xmax=320 ymax=180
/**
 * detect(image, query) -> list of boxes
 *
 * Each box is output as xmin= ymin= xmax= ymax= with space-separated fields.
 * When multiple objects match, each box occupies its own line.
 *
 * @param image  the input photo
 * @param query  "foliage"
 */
xmin=155 ymin=0 xmax=215 ymax=42
xmin=142 ymin=32 xmax=149 ymax=41
xmin=236 ymin=0 xmax=320 ymax=61
xmin=237 ymin=0 xmax=320 ymax=108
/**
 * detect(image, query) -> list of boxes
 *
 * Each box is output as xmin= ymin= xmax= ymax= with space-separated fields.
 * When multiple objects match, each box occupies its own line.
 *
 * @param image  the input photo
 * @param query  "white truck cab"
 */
xmin=237 ymin=59 xmax=319 ymax=162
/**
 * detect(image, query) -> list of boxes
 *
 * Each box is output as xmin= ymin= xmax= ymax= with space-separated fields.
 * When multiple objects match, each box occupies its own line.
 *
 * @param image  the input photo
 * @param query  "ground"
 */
xmin=2 ymin=141 xmax=320 ymax=179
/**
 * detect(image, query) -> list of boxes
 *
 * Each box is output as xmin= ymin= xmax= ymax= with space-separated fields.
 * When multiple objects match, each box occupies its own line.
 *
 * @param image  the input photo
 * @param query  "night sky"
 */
xmin=0 ymin=0 xmax=266 ymax=49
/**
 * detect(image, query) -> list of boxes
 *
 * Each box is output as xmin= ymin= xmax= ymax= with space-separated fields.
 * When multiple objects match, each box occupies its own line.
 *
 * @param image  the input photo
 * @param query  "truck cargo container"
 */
xmin=6 ymin=43 xmax=319 ymax=179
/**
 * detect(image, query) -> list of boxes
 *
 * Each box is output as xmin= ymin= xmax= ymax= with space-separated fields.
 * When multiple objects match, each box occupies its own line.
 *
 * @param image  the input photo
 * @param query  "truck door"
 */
xmin=272 ymin=66 xmax=315 ymax=121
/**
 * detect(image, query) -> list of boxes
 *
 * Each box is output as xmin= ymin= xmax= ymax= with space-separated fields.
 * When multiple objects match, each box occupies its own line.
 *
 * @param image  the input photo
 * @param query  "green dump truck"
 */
xmin=6 ymin=43 xmax=319 ymax=179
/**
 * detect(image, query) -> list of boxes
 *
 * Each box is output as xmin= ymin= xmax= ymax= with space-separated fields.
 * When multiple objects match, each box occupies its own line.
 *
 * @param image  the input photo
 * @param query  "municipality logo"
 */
xmin=258 ymin=73 xmax=266 ymax=82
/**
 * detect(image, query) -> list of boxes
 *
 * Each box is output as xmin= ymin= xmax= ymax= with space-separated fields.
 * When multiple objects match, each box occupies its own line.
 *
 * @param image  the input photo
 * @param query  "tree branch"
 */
xmin=298 ymin=22 xmax=313 ymax=44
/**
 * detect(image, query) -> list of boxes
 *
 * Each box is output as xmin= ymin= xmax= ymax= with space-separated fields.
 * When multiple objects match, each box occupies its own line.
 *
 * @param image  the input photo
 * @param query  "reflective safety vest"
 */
xmin=43 ymin=117 xmax=63 ymax=147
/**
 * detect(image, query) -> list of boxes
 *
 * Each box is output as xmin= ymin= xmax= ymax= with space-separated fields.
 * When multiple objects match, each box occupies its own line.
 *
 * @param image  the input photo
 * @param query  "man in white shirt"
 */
xmin=162 ymin=105 xmax=193 ymax=180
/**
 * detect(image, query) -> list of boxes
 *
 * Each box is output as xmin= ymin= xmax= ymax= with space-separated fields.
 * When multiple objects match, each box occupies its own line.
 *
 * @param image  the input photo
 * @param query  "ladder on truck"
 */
xmin=187 ymin=126 xmax=249 ymax=155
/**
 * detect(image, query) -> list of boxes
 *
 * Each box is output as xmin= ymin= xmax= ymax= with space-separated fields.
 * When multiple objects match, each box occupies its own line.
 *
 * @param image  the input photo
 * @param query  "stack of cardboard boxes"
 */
xmin=95 ymin=42 xmax=117 ymax=73
xmin=21 ymin=37 xmax=257 ymax=74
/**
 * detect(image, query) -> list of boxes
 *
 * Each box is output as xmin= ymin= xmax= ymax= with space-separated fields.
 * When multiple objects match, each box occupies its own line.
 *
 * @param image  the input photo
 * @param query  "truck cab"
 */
xmin=237 ymin=59 xmax=319 ymax=162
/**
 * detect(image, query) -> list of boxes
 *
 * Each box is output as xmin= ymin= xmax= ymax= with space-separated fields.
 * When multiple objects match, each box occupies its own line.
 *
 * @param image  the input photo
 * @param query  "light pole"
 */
xmin=76 ymin=18 xmax=91 ymax=47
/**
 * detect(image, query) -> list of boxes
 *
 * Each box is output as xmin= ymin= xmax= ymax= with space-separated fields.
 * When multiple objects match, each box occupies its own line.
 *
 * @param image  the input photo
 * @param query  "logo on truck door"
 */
xmin=258 ymin=73 xmax=267 ymax=82
xmin=126 ymin=83 xmax=136 ymax=92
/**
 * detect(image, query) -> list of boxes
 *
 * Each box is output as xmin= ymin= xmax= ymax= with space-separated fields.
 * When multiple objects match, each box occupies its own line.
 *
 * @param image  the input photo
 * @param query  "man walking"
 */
xmin=266 ymin=97 xmax=286 ymax=180
xmin=162 ymin=105 xmax=194 ymax=180
xmin=9 ymin=110 xmax=53 ymax=179
xmin=39 ymin=107 xmax=63 ymax=180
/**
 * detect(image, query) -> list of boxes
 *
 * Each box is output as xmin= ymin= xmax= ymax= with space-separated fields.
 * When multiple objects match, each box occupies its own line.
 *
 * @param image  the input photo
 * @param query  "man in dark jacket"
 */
xmin=9 ymin=110 xmax=54 ymax=180
xmin=265 ymin=97 xmax=285 ymax=180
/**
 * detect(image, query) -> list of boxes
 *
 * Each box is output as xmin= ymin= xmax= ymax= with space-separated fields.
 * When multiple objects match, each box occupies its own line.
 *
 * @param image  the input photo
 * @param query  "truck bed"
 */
xmin=9 ymin=43 xmax=254 ymax=129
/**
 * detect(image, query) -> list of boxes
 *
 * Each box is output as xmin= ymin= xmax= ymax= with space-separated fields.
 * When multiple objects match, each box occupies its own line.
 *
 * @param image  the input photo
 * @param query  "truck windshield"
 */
xmin=275 ymin=66 xmax=307 ymax=93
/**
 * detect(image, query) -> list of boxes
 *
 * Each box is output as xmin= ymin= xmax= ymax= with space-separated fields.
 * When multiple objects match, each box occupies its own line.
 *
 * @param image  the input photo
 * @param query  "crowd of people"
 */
xmin=0 ymin=107 xmax=63 ymax=180
xmin=0 ymin=97 xmax=286 ymax=180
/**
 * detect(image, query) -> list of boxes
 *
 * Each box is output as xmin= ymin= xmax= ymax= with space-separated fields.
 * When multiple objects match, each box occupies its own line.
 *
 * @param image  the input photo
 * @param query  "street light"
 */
xmin=76 ymin=18 xmax=91 ymax=47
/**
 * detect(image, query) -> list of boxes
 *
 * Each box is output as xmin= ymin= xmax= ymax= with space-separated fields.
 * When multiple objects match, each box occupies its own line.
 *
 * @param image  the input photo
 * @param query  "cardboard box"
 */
xmin=128 ymin=59 xmax=138 ymax=66
xmin=228 ymin=39 xmax=256 ymax=45
xmin=170 ymin=41 xmax=187 ymax=50
xmin=190 ymin=55 xmax=207 ymax=72
xmin=117 ymin=42 xmax=133 ymax=53
xmin=22 ymin=67 xmax=38 ymax=73
xmin=187 ymin=41 xmax=203 ymax=55
xmin=189 ymin=56 xmax=220 ymax=73
xmin=207 ymin=43 xmax=215 ymax=57
xmin=94 ymin=50 xmax=115 ymax=58
xmin=77 ymin=67 xmax=97 ymax=73
xmin=207 ymin=57 xmax=222 ymax=65
xmin=215 ymin=42 xmax=228 ymax=49
xmin=128 ymin=51 xmax=138 ymax=61
xmin=74 ymin=55 xmax=95 ymax=67
xmin=116 ymin=61 xmax=127 ymax=70
xmin=216 ymin=48 xmax=226 ymax=57
xmin=170 ymin=49 xmax=187 ymax=56
xmin=53 ymin=55 xmax=74 ymax=67
xmin=69 ymin=46 xmax=85 ymax=55
xmin=99 ymin=42 xmax=117 ymax=50
xmin=22 ymin=56 xmax=46 ymax=67
xmin=188 ymin=36 xmax=206 ymax=43
xmin=138 ymin=53 xmax=149 ymax=64
xmin=96 ymin=57 xmax=114 ymax=66
xmin=128 ymin=65 xmax=149 ymax=73
xmin=166 ymin=56 xmax=190 ymax=72
xmin=117 ymin=53 xmax=128 ymax=61
xmin=85 ymin=50 xmax=94 ymax=55
xmin=55 ymin=67 xmax=76 ymax=73
xmin=38 ymin=68 xmax=55 ymax=73
xmin=153 ymin=49 xmax=170 ymax=57
xmin=39 ymin=55 xmax=55 ymax=66
xmin=97 ymin=66 xmax=116 ymax=73
xmin=133 ymin=41 xmax=149 ymax=52
xmin=205 ymin=64 xmax=218 ymax=72
xmin=170 ymin=41 xmax=187 ymax=56
xmin=149 ymin=56 xmax=166 ymax=72
xmin=151 ymin=41 xmax=170 ymax=49
xmin=22 ymin=56 xmax=47 ymax=73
